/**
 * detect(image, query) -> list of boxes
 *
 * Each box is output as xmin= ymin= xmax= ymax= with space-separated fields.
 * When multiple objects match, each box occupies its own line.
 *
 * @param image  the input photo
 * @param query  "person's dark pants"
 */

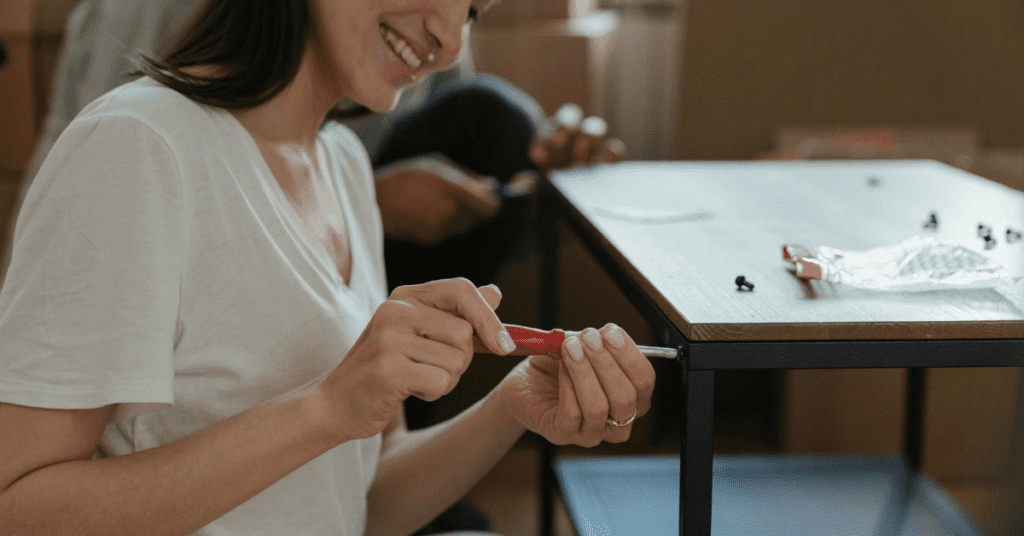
xmin=374 ymin=76 xmax=539 ymax=292
xmin=372 ymin=77 xmax=540 ymax=536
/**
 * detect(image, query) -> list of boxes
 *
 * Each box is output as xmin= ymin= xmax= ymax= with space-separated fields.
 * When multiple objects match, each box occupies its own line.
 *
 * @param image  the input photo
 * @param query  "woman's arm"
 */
xmin=0 ymin=279 xmax=518 ymax=536
xmin=365 ymin=385 xmax=525 ymax=536
xmin=366 ymin=323 xmax=656 ymax=536
xmin=0 ymin=387 xmax=341 ymax=536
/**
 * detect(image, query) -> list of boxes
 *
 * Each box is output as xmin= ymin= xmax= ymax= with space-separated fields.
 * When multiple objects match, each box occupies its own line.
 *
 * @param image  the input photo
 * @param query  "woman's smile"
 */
xmin=311 ymin=0 xmax=493 ymax=112
xmin=379 ymin=24 xmax=434 ymax=75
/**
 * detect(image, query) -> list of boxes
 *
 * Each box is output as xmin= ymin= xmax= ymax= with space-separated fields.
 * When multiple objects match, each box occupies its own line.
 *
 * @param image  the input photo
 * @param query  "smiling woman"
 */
xmin=0 ymin=0 xmax=656 ymax=535
xmin=138 ymin=0 xmax=484 ymax=114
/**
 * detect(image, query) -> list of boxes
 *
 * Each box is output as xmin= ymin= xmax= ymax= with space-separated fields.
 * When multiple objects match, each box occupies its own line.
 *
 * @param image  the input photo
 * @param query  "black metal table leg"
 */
xmin=872 ymin=367 xmax=927 ymax=535
xmin=904 ymin=368 xmax=926 ymax=471
xmin=537 ymin=181 xmax=560 ymax=536
xmin=681 ymin=367 xmax=715 ymax=536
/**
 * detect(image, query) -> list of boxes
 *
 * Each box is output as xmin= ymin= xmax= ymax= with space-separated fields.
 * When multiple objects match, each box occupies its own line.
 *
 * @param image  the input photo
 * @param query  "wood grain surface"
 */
xmin=551 ymin=160 xmax=1024 ymax=342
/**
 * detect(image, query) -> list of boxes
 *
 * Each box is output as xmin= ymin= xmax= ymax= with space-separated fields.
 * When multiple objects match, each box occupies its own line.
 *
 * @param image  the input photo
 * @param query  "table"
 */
xmin=534 ymin=160 xmax=1024 ymax=536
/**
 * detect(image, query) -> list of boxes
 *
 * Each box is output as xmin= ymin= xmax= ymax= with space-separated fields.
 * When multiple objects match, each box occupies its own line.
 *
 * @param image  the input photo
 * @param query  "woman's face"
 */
xmin=312 ymin=0 xmax=494 ymax=112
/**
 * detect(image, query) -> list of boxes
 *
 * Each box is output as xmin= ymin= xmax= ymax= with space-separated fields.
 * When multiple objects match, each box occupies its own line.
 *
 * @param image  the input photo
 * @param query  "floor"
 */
xmin=461 ymin=416 xmax=775 ymax=536
xmin=465 ymin=444 xmax=576 ymax=536
xmin=461 ymin=437 xmax=1015 ymax=536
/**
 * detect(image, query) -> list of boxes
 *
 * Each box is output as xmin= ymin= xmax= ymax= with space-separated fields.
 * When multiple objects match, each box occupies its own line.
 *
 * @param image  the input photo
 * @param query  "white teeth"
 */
xmin=402 ymin=49 xmax=422 ymax=69
xmin=380 ymin=25 xmax=426 ymax=71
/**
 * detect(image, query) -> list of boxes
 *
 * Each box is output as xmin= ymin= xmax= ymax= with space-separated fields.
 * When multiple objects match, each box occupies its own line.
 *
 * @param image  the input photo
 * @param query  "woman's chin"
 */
xmin=360 ymin=88 xmax=405 ymax=114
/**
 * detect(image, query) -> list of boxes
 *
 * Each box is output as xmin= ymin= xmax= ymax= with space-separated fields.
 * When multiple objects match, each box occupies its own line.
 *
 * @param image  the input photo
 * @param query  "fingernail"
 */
xmin=565 ymin=336 xmax=584 ymax=361
xmin=580 ymin=116 xmax=608 ymax=137
xmin=498 ymin=330 xmax=517 ymax=354
xmin=605 ymin=325 xmax=626 ymax=349
xmin=582 ymin=329 xmax=603 ymax=351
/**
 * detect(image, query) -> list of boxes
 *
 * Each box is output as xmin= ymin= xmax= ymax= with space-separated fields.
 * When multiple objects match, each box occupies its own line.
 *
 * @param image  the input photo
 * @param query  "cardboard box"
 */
xmin=924 ymin=368 xmax=1022 ymax=481
xmin=0 ymin=35 xmax=38 ymax=171
xmin=784 ymin=368 xmax=1022 ymax=482
xmin=480 ymin=0 xmax=596 ymax=24
xmin=0 ymin=170 xmax=22 ymax=246
xmin=783 ymin=369 xmax=906 ymax=454
xmin=767 ymin=126 xmax=981 ymax=171
xmin=0 ymin=0 xmax=78 ymax=172
xmin=472 ymin=11 xmax=618 ymax=118
xmin=975 ymin=148 xmax=1024 ymax=193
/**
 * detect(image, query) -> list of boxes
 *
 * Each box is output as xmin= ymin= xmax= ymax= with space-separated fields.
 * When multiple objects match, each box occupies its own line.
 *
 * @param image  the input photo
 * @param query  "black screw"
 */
xmin=1008 ymin=229 xmax=1022 ymax=244
xmin=735 ymin=276 xmax=754 ymax=291
xmin=923 ymin=212 xmax=938 ymax=230
xmin=978 ymin=223 xmax=997 ymax=249
xmin=0 ymin=42 xmax=7 ymax=69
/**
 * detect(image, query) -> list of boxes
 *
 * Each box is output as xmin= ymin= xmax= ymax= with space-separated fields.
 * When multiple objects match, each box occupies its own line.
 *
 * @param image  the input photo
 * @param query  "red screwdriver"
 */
xmin=472 ymin=324 xmax=678 ymax=359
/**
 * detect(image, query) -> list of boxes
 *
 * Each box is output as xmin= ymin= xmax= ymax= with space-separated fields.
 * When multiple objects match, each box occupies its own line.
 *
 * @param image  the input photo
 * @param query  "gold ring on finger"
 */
xmin=606 ymin=410 xmax=637 ymax=427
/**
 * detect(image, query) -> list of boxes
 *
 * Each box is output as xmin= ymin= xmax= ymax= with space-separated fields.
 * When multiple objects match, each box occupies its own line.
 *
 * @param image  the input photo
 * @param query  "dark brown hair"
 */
xmin=135 ymin=0 xmax=369 ymax=119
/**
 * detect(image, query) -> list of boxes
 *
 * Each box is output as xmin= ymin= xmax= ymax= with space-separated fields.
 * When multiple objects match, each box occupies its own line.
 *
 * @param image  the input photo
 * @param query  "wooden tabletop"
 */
xmin=550 ymin=160 xmax=1024 ymax=342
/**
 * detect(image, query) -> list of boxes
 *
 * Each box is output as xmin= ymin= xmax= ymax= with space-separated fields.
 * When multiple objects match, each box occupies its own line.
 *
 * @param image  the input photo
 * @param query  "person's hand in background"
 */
xmin=375 ymin=154 xmax=501 ymax=246
xmin=529 ymin=103 xmax=626 ymax=171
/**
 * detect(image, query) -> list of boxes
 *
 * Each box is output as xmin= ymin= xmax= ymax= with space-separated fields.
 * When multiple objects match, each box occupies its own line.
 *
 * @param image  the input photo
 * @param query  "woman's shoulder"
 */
xmin=320 ymin=121 xmax=369 ymax=157
xmin=75 ymin=77 xmax=222 ymax=142
xmin=318 ymin=121 xmax=380 ymax=224
xmin=319 ymin=121 xmax=374 ymax=182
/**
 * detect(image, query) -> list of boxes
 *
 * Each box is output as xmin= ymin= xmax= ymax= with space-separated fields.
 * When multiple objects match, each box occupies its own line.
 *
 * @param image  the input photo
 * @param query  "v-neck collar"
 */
xmin=223 ymin=110 xmax=358 ymax=292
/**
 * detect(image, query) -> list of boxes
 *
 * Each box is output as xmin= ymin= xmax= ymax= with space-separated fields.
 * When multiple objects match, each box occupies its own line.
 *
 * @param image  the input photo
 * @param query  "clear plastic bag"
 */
xmin=782 ymin=236 xmax=1019 ymax=292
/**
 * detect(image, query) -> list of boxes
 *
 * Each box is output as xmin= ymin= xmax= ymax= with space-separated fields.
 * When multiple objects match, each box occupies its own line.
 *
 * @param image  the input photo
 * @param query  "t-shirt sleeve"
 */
xmin=0 ymin=112 xmax=183 ymax=412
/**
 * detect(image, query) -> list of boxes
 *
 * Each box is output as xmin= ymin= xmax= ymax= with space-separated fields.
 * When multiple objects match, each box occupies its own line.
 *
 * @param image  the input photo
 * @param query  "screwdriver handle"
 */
xmin=473 ymin=324 xmax=678 ymax=360
xmin=473 ymin=325 xmax=567 ymax=358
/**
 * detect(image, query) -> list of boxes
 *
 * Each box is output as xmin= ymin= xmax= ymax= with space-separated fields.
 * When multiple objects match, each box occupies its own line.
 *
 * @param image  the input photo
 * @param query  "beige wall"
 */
xmin=677 ymin=0 xmax=1024 ymax=160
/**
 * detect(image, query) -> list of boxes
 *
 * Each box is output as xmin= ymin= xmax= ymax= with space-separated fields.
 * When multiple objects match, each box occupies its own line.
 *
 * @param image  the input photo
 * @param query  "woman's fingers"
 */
xmin=392 ymin=278 xmax=513 ymax=356
xmin=551 ymin=326 xmax=657 ymax=446
xmin=600 ymin=323 xmax=656 ymax=417
xmin=406 ymin=303 xmax=475 ymax=359
xmin=477 ymin=284 xmax=502 ymax=311
xmin=403 ymin=322 xmax=475 ymax=378
xmin=560 ymin=335 xmax=610 ymax=446
xmin=404 ymin=361 xmax=458 ymax=402
xmin=555 ymin=358 xmax=583 ymax=444
xmin=578 ymin=328 xmax=637 ymax=441
xmin=529 ymin=354 xmax=560 ymax=378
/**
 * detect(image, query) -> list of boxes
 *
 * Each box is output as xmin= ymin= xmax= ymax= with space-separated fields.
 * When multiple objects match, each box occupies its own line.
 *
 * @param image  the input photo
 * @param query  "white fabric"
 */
xmin=0 ymin=77 xmax=387 ymax=536
xmin=3 ymin=0 xmax=474 ymax=283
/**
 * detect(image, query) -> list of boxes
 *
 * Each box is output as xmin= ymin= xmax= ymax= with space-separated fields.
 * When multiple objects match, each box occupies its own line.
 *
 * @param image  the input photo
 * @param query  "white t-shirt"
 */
xmin=0 ymin=77 xmax=386 ymax=536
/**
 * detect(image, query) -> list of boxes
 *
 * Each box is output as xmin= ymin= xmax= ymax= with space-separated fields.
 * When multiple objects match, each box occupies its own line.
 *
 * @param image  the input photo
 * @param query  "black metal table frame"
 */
xmin=534 ymin=179 xmax=1024 ymax=536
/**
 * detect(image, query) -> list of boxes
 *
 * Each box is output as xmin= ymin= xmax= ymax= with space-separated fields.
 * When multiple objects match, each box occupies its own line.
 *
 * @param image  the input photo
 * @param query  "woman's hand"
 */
xmin=317 ymin=279 xmax=514 ymax=443
xmin=498 ymin=324 xmax=656 ymax=446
